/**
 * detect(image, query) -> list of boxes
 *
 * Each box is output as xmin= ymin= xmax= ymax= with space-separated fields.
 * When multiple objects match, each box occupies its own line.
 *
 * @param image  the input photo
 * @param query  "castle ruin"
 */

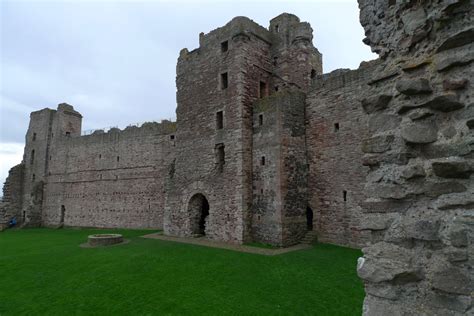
xmin=1 ymin=1 xmax=473 ymax=315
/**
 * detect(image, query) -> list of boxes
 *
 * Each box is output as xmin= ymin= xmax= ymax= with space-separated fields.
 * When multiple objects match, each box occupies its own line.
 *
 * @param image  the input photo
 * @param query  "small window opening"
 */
xmin=32 ymin=174 xmax=36 ymax=182
xmin=311 ymin=69 xmax=316 ymax=79
xmin=65 ymin=131 xmax=71 ymax=136
xmin=215 ymin=143 xmax=225 ymax=172
xmin=221 ymin=40 xmax=228 ymax=53
xmin=275 ymin=24 xmax=279 ymax=33
xmin=261 ymin=156 xmax=265 ymax=166
xmin=275 ymin=86 xmax=279 ymax=92
xmin=30 ymin=150 xmax=35 ymax=165
xmin=60 ymin=205 xmax=65 ymax=224
xmin=334 ymin=123 xmax=340 ymax=132
xmin=33 ymin=133 xmax=37 ymax=141
xmin=117 ymin=156 xmax=120 ymax=162
xmin=99 ymin=154 xmax=102 ymax=159
xmin=259 ymin=81 xmax=267 ymax=98
xmin=260 ymin=188 xmax=263 ymax=194
xmin=343 ymin=190 xmax=347 ymax=202
xmin=273 ymin=57 xmax=278 ymax=66
xmin=170 ymin=135 xmax=175 ymax=140
xmin=115 ymin=175 xmax=118 ymax=180
xmin=22 ymin=211 xmax=26 ymax=222
xmin=258 ymin=114 xmax=263 ymax=126
xmin=216 ymin=111 xmax=224 ymax=130
xmin=49 ymin=155 xmax=52 ymax=161
xmin=220 ymin=72 xmax=228 ymax=90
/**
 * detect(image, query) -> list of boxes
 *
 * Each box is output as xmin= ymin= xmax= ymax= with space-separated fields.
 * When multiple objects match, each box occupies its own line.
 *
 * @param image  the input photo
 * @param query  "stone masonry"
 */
xmin=1 ymin=6 xmax=472 ymax=312
xmin=356 ymin=0 xmax=473 ymax=315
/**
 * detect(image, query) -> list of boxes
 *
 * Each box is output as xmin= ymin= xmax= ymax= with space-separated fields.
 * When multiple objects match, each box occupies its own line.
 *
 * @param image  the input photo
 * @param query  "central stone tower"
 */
xmin=164 ymin=13 xmax=322 ymax=245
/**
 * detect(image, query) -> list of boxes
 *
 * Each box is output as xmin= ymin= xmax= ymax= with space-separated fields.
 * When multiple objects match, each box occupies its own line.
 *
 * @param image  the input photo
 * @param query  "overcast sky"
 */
xmin=0 ymin=0 xmax=376 ymax=189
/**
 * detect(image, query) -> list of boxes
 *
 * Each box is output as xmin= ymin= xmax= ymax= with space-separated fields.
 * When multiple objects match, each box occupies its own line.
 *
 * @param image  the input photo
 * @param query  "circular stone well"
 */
xmin=88 ymin=234 xmax=123 ymax=247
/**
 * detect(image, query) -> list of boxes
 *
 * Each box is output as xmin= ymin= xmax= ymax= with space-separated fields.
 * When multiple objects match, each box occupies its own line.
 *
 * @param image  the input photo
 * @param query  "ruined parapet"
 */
xmin=269 ymin=13 xmax=323 ymax=92
xmin=357 ymin=1 xmax=473 ymax=315
xmin=0 ymin=163 xmax=25 ymax=228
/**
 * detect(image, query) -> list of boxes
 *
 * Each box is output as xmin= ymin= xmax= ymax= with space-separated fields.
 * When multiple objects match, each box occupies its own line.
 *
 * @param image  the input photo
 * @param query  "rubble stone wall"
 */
xmin=356 ymin=0 xmax=473 ymax=315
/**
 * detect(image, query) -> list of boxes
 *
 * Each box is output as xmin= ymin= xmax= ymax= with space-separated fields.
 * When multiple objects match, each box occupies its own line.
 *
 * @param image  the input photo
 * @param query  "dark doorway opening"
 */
xmin=189 ymin=194 xmax=210 ymax=236
xmin=60 ymin=205 xmax=65 ymax=225
xmin=306 ymin=206 xmax=313 ymax=231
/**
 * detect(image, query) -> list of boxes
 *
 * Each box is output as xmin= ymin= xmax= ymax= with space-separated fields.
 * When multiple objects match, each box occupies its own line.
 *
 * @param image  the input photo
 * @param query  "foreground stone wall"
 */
xmin=356 ymin=0 xmax=473 ymax=315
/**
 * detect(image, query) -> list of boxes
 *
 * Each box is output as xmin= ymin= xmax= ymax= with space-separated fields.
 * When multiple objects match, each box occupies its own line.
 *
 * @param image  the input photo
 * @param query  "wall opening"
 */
xmin=170 ymin=135 xmax=175 ymax=140
xmin=221 ymin=40 xmax=228 ymax=53
xmin=65 ymin=131 xmax=71 ymax=136
xmin=275 ymin=86 xmax=279 ymax=92
xmin=30 ymin=150 xmax=35 ymax=165
xmin=117 ymin=156 xmax=120 ymax=162
xmin=22 ymin=211 xmax=26 ymax=223
xmin=334 ymin=123 xmax=340 ymax=132
xmin=60 ymin=205 xmax=65 ymax=225
xmin=188 ymin=193 xmax=210 ymax=236
xmin=306 ymin=206 xmax=313 ymax=231
xmin=32 ymin=174 xmax=35 ymax=182
xmin=259 ymin=81 xmax=267 ymax=98
xmin=275 ymin=24 xmax=279 ymax=33
xmin=261 ymin=156 xmax=265 ymax=166
xmin=343 ymin=190 xmax=347 ymax=202
xmin=311 ymin=69 xmax=316 ymax=79
xmin=220 ymin=72 xmax=228 ymax=90
xmin=33 ymin=133 xmax=37 ymax=141
xmin=258 ymin=114 xmax=263 ymax=126
xmin=215 ymin=143 xmax=225 ymax=172
xmin=273 ymin=57 xmax=278 ymax=66
xmin=216 ymin=111 xmax=224 ymax=130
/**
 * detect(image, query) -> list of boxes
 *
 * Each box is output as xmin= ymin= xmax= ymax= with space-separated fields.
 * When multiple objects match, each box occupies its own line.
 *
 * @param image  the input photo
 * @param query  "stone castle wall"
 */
xmin=356 ymin=0 xmax=473 ymax=315
xmin=42 ymin=121 xmax=176 ymax=229
xmin=306 ymin=63 xmax=378 ymax=248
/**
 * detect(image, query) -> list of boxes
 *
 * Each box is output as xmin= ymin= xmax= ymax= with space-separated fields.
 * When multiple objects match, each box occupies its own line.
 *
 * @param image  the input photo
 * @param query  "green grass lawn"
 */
xmin=0 ymin=228 xmax=364 ymax=315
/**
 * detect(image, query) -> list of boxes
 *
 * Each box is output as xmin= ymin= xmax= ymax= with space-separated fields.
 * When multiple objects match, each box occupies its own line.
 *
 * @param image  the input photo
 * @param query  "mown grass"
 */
xmin=0 ymin=228 xmax=364 ymax=315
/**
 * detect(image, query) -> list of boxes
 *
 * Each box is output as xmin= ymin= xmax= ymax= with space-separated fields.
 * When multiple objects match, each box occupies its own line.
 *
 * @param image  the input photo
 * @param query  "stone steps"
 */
xmin=300 ymin=230 xmax=318 ymax=244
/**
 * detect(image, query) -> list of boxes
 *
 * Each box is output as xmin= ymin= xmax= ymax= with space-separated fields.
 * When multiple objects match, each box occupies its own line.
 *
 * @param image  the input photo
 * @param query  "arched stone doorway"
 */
xmin=306 ymin=206 xmax=313 ymax=231
xmin=188 ymin=193 xmax=210 ymax=236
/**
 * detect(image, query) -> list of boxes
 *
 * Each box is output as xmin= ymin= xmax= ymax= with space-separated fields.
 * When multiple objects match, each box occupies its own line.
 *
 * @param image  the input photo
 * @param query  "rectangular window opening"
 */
xmin=221 ymin=41 xmax=228 ymax=53
xmin=275 ymin=25 xmax=279 ymax=33
xmin=220 ymin=72 xmax=228 ymax=90
xmin=32 ymin=174 xmax=35 ymax=182
xmin=30 ymin=150 xmax=35 ymax=165
xmin=258 ymin=114 xmax=263 ymax=126
xmin=117 ymin=156 xmax=120 ymax=162
xmin=33 ymin=133 xmax=37 ymax=141
xmin=273 ymin=57 xmax=278 ymax=66
xmin=216 ymin=111 xmax=224 ymax=130
xmin=215 ymin=143 xmax=225 ymax=172
xmin=275 ymin=86 xmax=279 ymax=92
xmin=261 ymin=156 xmax=265 ymax=166
xmin=334 ymin=123 xmax=340 ymax=132
xmin=259 ymin=81 xmax=267 ymax=98
xmin=343 ymin=190 xmax=347 ymax=202
xmin=170 ymin=134 xmax=175 ymax=140
xmin=65 ymin=131 xmax=71 ymax=137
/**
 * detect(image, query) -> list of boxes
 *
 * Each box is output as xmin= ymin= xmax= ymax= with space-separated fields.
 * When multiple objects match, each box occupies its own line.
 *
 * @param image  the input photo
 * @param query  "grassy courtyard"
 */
xmin=0 ymin=228 xmax=364 ymax=315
